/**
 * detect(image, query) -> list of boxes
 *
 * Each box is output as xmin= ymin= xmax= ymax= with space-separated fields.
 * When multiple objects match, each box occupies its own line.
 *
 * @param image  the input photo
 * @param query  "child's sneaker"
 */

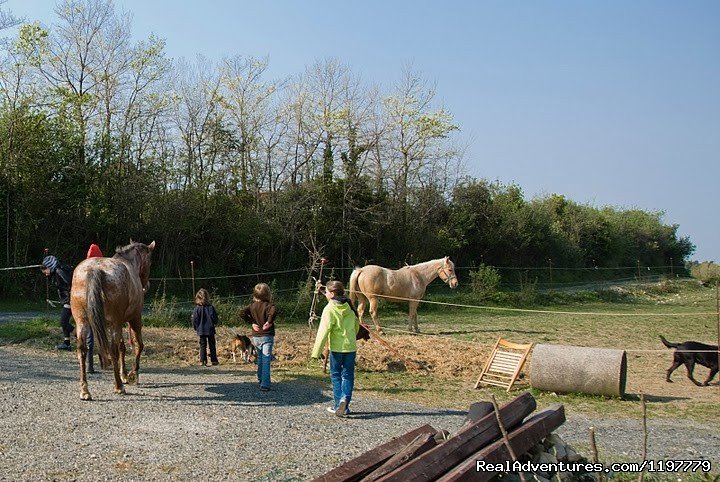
xmin=335 ymin=399 xmax=347 ymax=417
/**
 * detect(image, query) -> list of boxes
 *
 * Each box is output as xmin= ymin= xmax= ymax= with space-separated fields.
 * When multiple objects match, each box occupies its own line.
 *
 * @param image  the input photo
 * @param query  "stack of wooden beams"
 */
xmin=312 ymin=392 xmax=565 ymax=482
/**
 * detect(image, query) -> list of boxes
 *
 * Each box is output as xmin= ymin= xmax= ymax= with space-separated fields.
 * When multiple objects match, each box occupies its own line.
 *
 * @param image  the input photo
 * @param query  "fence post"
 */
xmin=547 ymin=258 xmax=553 ymax=290
xmin=44 ymin=247 xmax=49 ymax=312
xmin=190 ymin=260 xmax=195 ymax=298
xmin=637 ymin=260 xmax=641 ymax=282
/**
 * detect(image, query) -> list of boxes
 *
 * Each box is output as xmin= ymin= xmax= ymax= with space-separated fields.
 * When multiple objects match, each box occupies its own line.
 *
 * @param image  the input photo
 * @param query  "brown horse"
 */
xmin=349 ymin=256 xmax=458 ymax=333
xmin=70 ymin=241 xmax=155 ymax=400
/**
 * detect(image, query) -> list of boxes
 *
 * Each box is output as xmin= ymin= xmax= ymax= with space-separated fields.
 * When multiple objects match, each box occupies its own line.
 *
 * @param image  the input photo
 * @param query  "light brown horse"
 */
xmin=70 ymin=241 xmax=155 ymax=400
xmin=349 ymin=256 xmax=458 ymax=333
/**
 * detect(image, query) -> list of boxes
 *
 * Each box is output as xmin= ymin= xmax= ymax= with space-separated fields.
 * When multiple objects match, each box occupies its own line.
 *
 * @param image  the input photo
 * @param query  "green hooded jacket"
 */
xmin=311 ymin=300 xmax=359 ymax=357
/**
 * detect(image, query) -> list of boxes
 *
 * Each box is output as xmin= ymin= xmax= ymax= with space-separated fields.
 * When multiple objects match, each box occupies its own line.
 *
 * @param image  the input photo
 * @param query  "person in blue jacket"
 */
xmin=191 ymin=288 xmax=219 ymax=366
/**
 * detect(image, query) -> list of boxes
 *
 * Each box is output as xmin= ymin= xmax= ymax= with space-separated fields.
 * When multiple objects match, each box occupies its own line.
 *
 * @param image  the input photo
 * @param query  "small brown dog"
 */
xmin=230 ymin=334 xmax=256 ymax=363
xmin=660 ymin=335 xmax=718 ymax=386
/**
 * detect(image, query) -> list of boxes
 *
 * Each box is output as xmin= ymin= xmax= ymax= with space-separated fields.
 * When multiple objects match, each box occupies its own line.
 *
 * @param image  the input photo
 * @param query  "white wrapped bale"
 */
xmin=530 ymin=344 xmax=627 ymax=397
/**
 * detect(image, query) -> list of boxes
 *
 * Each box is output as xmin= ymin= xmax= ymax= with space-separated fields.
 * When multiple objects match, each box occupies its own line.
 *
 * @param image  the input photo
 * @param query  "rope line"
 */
xmin=0 ymin=264 xmax=42 ymax=271
xmin=349 ymin=289 xmax=718 ymax=317
xmin=377 ymin=327 xmax=718 ymax=353
xmin=149 ymin=267 xmax=306 ymax=282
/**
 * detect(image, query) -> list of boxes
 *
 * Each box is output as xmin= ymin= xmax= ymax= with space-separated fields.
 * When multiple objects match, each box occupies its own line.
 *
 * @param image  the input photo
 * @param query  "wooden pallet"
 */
xmin=474 ymin=338 xmax=533 ymax=392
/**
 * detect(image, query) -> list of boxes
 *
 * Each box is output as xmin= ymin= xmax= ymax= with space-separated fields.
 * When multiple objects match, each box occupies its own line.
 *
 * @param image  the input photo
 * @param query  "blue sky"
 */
xmin=5 ymin=0 xmax=719 ymax=262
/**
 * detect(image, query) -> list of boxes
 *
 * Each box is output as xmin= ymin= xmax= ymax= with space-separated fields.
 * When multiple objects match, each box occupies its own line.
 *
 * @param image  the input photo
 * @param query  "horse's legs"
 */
xmin=110 ymin=338 xmax=125 ymax=395
xmin=356 ymin=296 xmax=366 ymax=325
xmin=119 ymin=331 xmax=129 ymax=384
xmin=76 ymin=322 xmax=92 ymax=400
xmin=408 ymin=301 xmax=420 ymax=333
xmin=368 ymin=297 xmax=383 ymax=334
xmin=127 ymin=321 xmax=144 ymax=384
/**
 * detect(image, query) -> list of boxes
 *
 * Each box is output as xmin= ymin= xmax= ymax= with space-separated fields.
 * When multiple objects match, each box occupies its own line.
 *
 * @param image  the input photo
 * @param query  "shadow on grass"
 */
xmin=623 ymin=393 xmax=691 ymax=403
xmin=430 ymin=327 xmax=549 ymax=336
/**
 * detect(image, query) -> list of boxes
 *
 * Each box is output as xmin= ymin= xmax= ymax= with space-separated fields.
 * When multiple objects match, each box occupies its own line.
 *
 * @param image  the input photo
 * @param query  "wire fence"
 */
xmin=2 ymin=260 xmax=719 ymax=391
xmin=0 ymin=259 xmax=701 ymax=307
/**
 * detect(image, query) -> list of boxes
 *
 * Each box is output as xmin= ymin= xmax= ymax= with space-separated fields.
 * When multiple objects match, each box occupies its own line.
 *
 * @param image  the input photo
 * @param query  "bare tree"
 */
xmin=0 ymin=0 xmax=20 ymax=32
xmin=382 ymin=64 xmax=459 ymax=204
xmin=170 ymin=55 xmax=225 ymax=197
xmin=219 ymin=55 xmax=280 ymax=193
xmin=14 ymin=0 xmax=125 ymax=164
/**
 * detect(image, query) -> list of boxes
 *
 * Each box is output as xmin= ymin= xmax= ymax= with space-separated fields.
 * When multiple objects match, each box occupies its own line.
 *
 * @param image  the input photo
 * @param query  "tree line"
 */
xmin=0 ymin=0 xmax=693 ymax=298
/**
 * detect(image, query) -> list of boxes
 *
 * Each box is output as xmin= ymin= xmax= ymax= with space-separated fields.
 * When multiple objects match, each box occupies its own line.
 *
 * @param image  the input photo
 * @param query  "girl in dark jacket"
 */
xmin=191 ymin=288 xmax=219 ymax=366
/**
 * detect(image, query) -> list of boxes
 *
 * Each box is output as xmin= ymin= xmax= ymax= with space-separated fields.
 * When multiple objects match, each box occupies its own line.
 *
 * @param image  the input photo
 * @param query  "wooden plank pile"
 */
xmin=312 ymin=392 xmax=567 ymax=482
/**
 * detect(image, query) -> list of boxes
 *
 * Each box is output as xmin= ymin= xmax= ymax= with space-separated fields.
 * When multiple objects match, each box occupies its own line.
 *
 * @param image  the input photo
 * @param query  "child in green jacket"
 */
xmin=311 ymin=280 xmax=360 ymax=417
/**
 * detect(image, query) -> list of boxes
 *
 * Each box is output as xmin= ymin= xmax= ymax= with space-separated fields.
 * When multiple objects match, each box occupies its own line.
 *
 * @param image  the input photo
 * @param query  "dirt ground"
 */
xmin=143 ymin=324 xmax=720 ymax=406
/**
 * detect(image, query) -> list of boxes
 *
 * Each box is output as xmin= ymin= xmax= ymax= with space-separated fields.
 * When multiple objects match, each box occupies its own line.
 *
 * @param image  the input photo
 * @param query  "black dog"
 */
xmin=660 ymin=335 xmax=718 ymax=386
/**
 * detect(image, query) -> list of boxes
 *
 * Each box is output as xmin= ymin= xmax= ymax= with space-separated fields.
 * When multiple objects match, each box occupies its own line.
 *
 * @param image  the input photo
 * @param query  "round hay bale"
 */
xmin=530 ymin=344 xmax=627 ymax=397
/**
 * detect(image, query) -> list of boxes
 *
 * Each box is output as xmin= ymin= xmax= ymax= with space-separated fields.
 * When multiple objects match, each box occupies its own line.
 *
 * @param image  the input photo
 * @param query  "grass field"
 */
xmin=2 ymin=279 xmax=719 ymax=426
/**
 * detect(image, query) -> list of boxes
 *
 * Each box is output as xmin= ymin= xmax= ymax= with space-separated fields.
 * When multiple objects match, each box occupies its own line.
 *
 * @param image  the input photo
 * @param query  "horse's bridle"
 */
xmin=438 ymin=265 xmax=457 ymax=285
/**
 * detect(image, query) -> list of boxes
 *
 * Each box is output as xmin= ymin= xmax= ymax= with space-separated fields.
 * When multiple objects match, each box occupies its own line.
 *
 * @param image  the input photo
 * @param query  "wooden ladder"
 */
xmin=474 ymin=338 xmax=533 ymax=392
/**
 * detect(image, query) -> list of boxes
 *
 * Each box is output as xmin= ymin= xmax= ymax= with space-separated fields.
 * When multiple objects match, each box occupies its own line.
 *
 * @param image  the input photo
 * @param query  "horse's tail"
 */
xmin=349 ymin=267 xmax=362 ymax=303
xmin=659 ymin=335 xmax=678 ymax=349
xmin=86 ymin=269 xmax=110 ymax=360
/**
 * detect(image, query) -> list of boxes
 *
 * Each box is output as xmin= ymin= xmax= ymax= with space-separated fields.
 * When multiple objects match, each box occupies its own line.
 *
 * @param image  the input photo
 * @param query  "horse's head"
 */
xmin=116 ymin=240 xmax=155 ymax=291
xmin=138 ymin=241 xmax=155 ymax=290
xmin=438 ymin=256 xmax=458 ymax=289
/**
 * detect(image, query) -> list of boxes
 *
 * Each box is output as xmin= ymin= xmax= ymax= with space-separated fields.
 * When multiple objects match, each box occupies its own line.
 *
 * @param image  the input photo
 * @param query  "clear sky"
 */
xmin=5 ymin=0 xmax=719 ymax=262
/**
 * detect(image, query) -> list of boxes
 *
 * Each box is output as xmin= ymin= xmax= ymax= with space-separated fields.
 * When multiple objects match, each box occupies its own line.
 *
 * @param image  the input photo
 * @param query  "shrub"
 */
xmin=468 ymin=264 xmax=501 ymax=299
xmin=147 ymin=292 xmax=183 ymax=327
xmin=690 ymin=262 xmax=720 ymax=286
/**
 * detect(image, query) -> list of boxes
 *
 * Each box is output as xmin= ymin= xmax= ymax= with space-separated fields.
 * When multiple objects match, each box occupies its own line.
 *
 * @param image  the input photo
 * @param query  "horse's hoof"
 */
xmin=115 ymin=387 xmax=126 ymax=395
xmin=81 ymin=392 xmax=92 ymax=401
xmin=127 ymin=372 xmax=137 ymax=384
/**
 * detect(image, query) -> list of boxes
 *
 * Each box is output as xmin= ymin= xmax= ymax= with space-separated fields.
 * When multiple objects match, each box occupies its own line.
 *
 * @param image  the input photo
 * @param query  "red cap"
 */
xmin=87 ymin=244 xmax=104 ymax=258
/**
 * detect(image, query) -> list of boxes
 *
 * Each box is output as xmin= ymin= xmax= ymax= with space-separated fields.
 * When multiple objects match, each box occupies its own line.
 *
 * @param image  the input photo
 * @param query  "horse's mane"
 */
xmin=406 ymin=258 xmax=447 ymax=270
xmin=113 ymin=242 xmax=152 ymax=286
xmin=114 ymin=242 xmax=146 ymax=257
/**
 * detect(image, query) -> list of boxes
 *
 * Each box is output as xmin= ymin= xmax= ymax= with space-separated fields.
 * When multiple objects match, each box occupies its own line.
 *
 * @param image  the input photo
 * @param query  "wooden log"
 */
xmin=437 ymin=404 xmax=566 ymax=482
xmin=375 ymin=392 xmax=537 ymax=482
xmin=459 ymin=402 xmax=495 ymax=431
xmin=362 ymin=432 xmax=437 ymax=481
xmin=530 ymin=344 xmax=627 ymax=397
xmin=311 ymin=424 xmax=438 ymax=482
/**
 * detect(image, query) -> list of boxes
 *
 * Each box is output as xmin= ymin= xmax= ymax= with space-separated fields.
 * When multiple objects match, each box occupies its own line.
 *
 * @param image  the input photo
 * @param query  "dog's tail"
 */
xmin=660 ymin=335 xmax=679 ymax=349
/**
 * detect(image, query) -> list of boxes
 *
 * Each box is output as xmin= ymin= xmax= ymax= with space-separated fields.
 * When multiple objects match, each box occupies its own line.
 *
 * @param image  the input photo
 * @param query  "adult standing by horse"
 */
xmin=349 ymin=256 xmax=458 ymax=334
xmin=70 ymin=240 xmax=155 ymax=400
xmin=40 ymin=255 xmax=75 ymax=350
